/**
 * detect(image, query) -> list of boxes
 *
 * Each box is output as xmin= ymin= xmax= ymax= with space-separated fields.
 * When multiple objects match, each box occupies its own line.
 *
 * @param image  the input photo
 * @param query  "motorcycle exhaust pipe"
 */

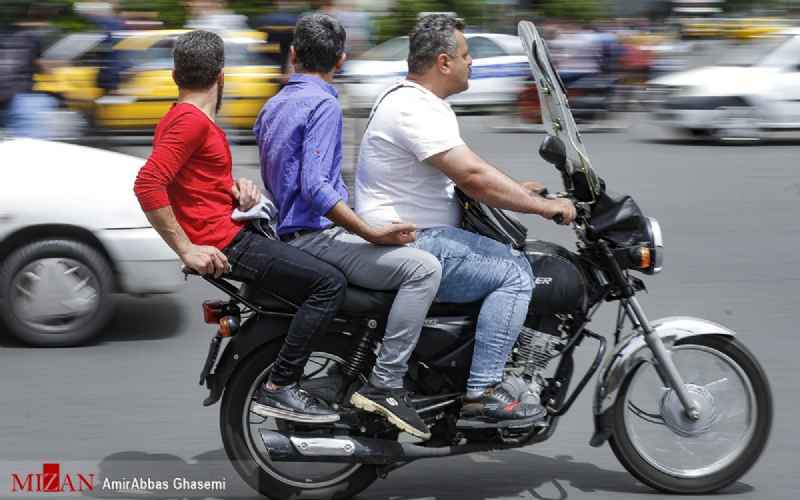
xmin=260 ymin=429 xmax=535 ymax=465
xmin=260 ymin=430 xmax=404 ymax=465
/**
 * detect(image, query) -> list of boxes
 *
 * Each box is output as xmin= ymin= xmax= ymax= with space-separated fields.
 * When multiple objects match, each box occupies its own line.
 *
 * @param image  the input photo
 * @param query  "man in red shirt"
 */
xmin=134 ymin=30 xmax=344 ymax=423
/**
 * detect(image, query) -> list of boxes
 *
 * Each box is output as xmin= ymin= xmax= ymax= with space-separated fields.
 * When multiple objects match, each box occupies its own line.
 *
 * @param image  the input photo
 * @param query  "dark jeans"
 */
xmin=223 ymin=224 xmax=347 ymax=386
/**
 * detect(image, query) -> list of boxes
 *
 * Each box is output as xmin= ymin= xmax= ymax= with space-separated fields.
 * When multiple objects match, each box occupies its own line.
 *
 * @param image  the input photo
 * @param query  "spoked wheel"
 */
xmin=609 ymin=335 xmax=772 ymax=494
xmin=220 ymin=341 xmax=380 ymax=500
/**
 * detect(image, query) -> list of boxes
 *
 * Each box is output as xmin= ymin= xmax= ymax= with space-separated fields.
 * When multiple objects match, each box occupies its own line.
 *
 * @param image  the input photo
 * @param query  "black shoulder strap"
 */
xmin=364 ymin=81 xmax=415 ymax=129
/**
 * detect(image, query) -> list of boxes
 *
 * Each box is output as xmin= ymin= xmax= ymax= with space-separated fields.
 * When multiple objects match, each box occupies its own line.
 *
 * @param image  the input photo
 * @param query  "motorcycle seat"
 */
xmin=241 ymin=283 xmax=482 ymax=318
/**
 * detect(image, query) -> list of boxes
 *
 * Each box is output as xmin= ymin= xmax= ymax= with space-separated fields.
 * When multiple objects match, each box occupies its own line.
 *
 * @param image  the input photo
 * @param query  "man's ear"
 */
xmin=218 ymin=69 xmax=224 ymax=84
xmin=437 ymin=53 xmax=450 ymax=74
xmin=334 ymin=52 xmax=347 ymax=72
xmin=172 ymin=69 xmax=178 ymax=85
xmin=289 ymin=45 xmax=297 ymax=68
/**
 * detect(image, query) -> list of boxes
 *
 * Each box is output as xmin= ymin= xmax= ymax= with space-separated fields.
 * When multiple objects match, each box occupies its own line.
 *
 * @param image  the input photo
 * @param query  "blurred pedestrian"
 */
xmin=75 ymin=0 xmax=131 ymax=93
xmin=321 ymin=0 xmax=371 ymax=56
xmin=0 ymin=2 xmax=62 ymax=139
xmin=185 ymin=0 xmax=248 ymax=33
xmin=253 ymin=0 xmax=305 ymax=75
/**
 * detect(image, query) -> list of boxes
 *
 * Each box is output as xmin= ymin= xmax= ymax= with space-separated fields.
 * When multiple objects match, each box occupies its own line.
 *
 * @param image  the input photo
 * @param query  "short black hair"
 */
xmin=407 ymin=14 xmax=465 ymax=74
xmin=293 ymin=13 xmax=346 ymax=73
xmin=173 ymin=30 xmax=224 ymax=90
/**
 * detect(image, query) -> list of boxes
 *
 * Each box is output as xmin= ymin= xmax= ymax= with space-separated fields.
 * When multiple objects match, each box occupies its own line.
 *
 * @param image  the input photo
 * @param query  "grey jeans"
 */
xmin=290 ymin=227 xmax=442 ymax=389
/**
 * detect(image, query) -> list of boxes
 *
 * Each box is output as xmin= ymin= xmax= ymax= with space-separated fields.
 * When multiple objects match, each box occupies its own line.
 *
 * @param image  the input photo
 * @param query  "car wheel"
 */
xmin=0 ymin=239 xmax=114 ymax=346
xmin=712 ymin=107 xmax=762 ymax=143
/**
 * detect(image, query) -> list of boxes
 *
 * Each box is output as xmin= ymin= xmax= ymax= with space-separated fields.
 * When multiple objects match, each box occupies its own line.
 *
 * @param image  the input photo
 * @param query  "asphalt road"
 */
xmin=1 ymin=114 xmax=798 ymax=500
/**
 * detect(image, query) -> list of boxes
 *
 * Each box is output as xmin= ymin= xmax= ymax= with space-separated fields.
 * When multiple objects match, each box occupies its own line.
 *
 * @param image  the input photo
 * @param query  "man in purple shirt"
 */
xmin=253 ymin=13 xmax=441 ymax=440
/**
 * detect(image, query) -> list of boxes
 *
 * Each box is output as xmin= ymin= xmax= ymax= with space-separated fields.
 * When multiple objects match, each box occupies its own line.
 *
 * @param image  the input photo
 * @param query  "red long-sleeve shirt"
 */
xmin=134 ymin=103 xmax=243 ymax=250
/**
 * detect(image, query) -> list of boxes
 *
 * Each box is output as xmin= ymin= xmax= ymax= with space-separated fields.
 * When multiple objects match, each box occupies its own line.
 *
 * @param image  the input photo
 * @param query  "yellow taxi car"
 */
xmin=724 ymin=18 xmax=788 ymax=40
xmin=35 ymin=29 xmax=281 ymax=133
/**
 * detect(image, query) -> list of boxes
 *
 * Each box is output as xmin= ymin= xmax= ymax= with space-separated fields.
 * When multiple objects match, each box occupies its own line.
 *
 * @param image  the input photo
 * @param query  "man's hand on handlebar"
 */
xmin=545 ymin=198 xmax=577 ymax=225
xmin=180 ymin=244 xmax=230 ymax=278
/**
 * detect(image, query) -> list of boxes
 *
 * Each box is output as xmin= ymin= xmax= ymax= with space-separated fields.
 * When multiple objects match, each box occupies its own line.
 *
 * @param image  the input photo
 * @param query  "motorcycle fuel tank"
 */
xmin=525 ymin=240 xmax=590 ymax=315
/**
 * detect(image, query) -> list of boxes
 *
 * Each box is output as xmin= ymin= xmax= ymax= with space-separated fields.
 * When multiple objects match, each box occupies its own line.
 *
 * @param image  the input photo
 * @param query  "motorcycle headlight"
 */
xmin=642 ymin=217 xmax=664 ymax=274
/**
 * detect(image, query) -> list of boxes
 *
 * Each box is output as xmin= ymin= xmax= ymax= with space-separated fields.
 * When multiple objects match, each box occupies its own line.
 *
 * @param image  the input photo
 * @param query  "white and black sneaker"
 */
xmin=350 ymin=384 xmax=431 ymax=440
xmin=251 ymin=383 xmax=340 ymax=424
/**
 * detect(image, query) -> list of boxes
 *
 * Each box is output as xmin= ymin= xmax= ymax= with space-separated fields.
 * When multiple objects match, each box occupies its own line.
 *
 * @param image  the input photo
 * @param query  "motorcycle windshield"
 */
xmin=517 ymin=21 xmax=603 ymax=203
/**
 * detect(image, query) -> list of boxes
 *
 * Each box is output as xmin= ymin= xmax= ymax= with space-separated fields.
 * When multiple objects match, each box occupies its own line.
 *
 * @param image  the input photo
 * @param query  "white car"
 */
xmin=339 ymin=33 xmax=530 ymax=113
xmin=650 ymin=29 xmax=800 ymax=141
xmin=0 ymin=138 xmax=183 ymax=346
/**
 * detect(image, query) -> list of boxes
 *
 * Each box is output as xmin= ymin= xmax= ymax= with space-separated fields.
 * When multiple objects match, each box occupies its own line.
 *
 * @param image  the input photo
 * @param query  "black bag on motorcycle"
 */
xmin=589 ymin=190 xmax=650 ymax=247
xmin=456 ymin=188 xmax=528 ymax=249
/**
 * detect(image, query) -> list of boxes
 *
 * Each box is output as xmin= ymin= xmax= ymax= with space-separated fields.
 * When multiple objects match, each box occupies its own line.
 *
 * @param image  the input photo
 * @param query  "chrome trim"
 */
xmin=647 ymin=217 xmax=664 ymax=273
xmin=289 ymin=437 xmax=356 ymax=457
xmin=593 ymin=316 xmax=736 ymax=417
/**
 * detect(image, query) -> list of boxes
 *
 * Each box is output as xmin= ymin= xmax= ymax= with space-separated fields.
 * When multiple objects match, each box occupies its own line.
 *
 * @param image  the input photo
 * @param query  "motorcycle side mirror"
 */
xmin=539 ymin=135 xmax=567 ymax=172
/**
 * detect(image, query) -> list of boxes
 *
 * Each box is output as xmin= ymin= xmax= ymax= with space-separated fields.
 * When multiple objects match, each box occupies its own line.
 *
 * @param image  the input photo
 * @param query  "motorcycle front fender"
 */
xmin=589 ymin=316 xmax=736 ymax=447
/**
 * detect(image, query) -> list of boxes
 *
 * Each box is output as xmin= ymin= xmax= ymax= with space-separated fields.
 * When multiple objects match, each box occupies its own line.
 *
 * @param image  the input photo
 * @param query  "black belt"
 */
xmin=280 ymin=229 xmax=317 ymax=243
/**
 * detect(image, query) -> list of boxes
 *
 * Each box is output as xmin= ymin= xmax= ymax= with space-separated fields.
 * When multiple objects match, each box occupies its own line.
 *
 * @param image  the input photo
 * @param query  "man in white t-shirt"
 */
xmin=355 ymin=14 xmax=576 ymax=425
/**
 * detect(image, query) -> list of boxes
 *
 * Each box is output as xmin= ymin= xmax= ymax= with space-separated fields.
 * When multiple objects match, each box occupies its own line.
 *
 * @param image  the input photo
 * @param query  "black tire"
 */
xmin=0 ymin=239 xmax=115 ymax=346
xmin=220 ymin=340 xmax=380 ymax=500
xmin=608 ymin=335 xmax=772 ymax=494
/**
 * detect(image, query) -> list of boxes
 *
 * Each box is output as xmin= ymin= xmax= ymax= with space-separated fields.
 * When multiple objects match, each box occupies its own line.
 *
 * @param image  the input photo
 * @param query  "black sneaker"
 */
xmin=350 ymin=384 xmax=431 ymax=440
xmin=251 ymin=383 xmax=340 ymax=424
xmin=459 ymin=383 xmax=546 ymax=424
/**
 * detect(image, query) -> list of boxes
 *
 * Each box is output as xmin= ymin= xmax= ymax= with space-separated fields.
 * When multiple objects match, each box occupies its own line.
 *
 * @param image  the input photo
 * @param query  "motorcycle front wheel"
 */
xmin=609 ymin=335 xmax=772 ymax=494
xmin=220 ymin=340 xmax=380 ymax=500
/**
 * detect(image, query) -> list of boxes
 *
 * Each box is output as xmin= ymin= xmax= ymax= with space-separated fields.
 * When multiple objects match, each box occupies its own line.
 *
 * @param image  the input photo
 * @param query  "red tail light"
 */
xmin=202 ymin=300 xmax=227 ymax=324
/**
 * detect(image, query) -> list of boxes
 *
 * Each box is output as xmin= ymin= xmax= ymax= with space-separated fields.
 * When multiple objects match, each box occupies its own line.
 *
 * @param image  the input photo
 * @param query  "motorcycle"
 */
xmin=187 ymin=20 xmax=772 ymax=499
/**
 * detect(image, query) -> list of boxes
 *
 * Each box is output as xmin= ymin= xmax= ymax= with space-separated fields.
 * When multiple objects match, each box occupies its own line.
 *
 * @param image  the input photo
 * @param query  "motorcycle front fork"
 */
xmin=624 ymin=297 xmax=701 ymax=421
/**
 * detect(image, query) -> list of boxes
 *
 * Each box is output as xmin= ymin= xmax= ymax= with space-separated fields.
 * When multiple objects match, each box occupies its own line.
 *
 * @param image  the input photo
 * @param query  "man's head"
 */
xmin=407 ymin=15 xmax=471 ymax=97
xmin=173 ymin=30 xmax=225 ymax=112
xmin=291 ymin=13 xmax=347 ymax=76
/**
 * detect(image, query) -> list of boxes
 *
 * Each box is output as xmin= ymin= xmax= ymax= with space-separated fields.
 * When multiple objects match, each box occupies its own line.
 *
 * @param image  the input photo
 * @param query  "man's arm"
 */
xmin=325 ymin=201 xmax=416 ymax=246
xmin=133 ymin=110 xmax=228 ymax=275
xmin=144 ymin=206 xmax=229 ymax=277
xmin=427 ymin=145 xmax=576 ymax=224
xmin=301 ymin=100 xmax=416 ymax=245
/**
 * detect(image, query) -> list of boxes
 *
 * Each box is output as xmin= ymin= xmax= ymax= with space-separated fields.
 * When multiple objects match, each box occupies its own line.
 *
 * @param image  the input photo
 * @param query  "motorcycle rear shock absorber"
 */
xmin=341 ymin=319 xmax=381 ymax=380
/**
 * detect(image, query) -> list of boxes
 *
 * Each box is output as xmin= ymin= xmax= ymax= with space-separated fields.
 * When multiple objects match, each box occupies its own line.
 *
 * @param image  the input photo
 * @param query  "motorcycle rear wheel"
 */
xmin=220 ymin=340 xmax=380 ymax=500
xmin=608 ymin=335 xmax=772 ymax=494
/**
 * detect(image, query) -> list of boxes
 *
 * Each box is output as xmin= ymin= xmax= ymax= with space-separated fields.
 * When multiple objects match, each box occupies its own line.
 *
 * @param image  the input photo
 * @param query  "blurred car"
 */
xmin=35 ymin=29 xmax=281 ymax=135
xmin=725 ymin=17 xmax=788 ymax=40
xmin=650 ymin=29 xmax=800 ymax=141
xmin=0 ymin=137 xmax=182 ymax=346
xmin=339 ymin=33 xmax=530 ymax=113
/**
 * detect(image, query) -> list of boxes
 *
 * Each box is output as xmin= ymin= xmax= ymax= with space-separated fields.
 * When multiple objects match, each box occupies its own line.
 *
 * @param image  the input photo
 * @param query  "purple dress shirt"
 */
xmin=253 ymin=73 xmax=347 ymax=236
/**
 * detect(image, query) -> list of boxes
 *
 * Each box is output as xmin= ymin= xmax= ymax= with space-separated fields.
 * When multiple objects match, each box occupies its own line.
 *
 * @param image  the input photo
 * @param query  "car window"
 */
xmin=467 ymin=37 xmax=506 ymax=59
xmin=759 ymin=35 xmax=800 ymax=68
xmin=361 ymin=37 xmax=409 ymax=61
xmin=127 ymin=37 xmax=276 ymax=71
xmin=720 ymin=34 xmax=792 ymax=66
xmin=491 ymin=36 xmax=525 ymax=56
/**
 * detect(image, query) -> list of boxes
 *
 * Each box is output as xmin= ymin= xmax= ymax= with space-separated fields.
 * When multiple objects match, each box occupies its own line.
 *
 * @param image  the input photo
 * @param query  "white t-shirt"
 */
xmin=354 ymin=81 xmax=465 ymax=229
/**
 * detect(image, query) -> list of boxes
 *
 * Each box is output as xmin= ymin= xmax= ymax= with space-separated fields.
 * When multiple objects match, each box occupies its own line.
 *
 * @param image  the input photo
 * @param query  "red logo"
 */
xmin=10 ymin=463 xmax=94 ymax=493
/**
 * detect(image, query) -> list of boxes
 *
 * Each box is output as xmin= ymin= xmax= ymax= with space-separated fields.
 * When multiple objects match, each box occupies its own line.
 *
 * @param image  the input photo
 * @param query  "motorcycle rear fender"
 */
xmin=203 ymin=315 xmax=292 ymax=407
xmin=589 ymin=316 xmax=736 ymax=447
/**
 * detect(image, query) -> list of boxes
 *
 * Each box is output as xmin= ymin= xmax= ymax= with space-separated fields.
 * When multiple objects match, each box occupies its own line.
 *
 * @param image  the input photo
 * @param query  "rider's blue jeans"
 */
xmin=410 ymin=226 xmax=534 ymax=396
